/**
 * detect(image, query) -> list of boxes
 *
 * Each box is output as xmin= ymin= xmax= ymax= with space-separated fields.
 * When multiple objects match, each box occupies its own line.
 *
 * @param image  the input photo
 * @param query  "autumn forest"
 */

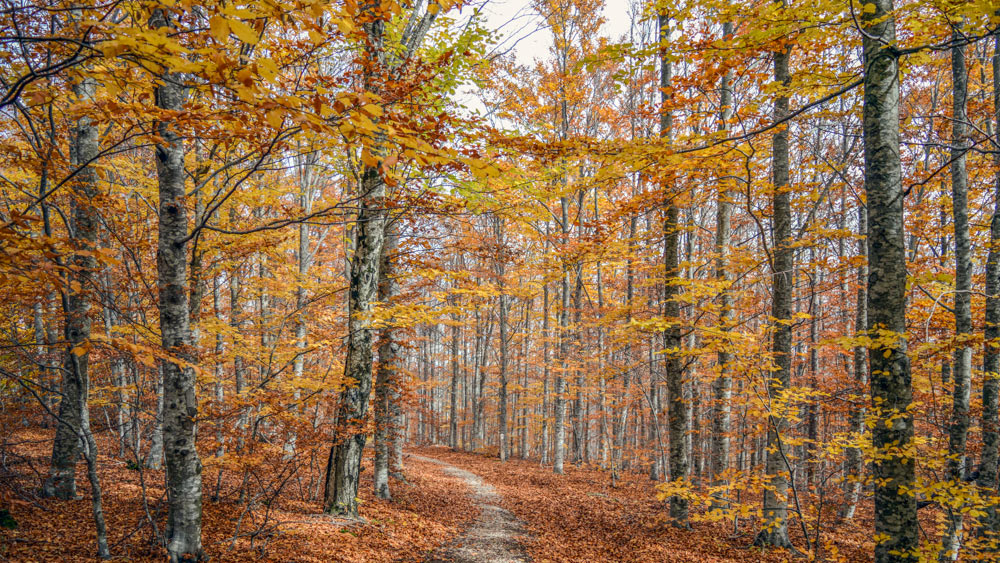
xmin=1 ymin=0 xmax=998 ymax=561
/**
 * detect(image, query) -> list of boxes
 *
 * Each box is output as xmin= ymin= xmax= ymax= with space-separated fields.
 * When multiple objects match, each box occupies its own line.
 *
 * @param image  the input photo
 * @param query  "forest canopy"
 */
xmin=1 ymin=0 xmax=999 ymax=562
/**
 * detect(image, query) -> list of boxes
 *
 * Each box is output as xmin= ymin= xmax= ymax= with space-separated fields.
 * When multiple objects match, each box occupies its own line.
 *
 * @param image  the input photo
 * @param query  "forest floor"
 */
xmin=1 ymin=430 xmax=881 ymax=562
xmin=417 ymin=454 xmax=528 ymax=563
xmin=408 ymin=446 xmax=877 ymax=563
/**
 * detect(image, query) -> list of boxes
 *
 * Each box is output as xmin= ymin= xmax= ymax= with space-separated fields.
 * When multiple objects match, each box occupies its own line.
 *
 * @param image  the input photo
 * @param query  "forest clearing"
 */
xmin=0 ymin=0 xmax=999 ymax=561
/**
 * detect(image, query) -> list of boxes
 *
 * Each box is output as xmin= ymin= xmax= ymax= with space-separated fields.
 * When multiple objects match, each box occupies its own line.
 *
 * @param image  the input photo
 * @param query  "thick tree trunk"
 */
xmin=941 ymin=25 xmax=970 ymax=563
xmin=324 ymin=4 xmax=388 ymax=516
xmin=756 ymin=8 xmax=793 ymax=547
xmin=44 ymin=65 xmax=101 ymax=503
xmin=862 ymin=1 xmax=918 ymax=560
xmin=151 ymin=8 xmax=203 ymax=562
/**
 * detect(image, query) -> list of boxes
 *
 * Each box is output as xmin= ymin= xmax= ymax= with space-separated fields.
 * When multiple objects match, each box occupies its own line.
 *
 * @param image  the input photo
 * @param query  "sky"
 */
xmin=454 ymin=0 xmax=634 ymax=118
xmin=475 ymin=0 xmax=633 ymax=67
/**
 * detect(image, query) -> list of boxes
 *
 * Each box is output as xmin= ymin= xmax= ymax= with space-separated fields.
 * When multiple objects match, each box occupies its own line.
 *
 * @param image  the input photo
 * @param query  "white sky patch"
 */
xmin=479 ymin=0 xmax=633 ymax=66
xmin=456 ymin=0 xmax=633 ymax=119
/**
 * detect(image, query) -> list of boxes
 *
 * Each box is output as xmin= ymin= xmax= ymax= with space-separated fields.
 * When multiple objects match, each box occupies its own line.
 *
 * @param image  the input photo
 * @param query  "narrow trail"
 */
xmin=412 ymin=454 xmax=529 ymax=563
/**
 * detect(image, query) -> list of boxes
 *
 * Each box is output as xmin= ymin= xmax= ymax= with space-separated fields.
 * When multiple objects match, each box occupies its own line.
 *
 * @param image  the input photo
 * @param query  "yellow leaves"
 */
xmin=266 ymin=109 xmax=284 ymax=129
xmin=257 ymin=58 xmax=280 ymax=84
xmin=209 ymin=15 xmax=230 ymax=42
xmin=228 ymin=18 xmax=259 ymax=45
xmin=207 ymin=11 xmax=259 ymax=45
xmin=360 ymin=104 xmax=384 ymax=118
xmin=360 ymin=149 xmax=380 ymax=168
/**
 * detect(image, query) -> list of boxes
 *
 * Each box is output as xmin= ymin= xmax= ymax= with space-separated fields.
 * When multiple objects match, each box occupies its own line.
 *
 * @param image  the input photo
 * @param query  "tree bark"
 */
xmin=941 ymin=23 xmax=970 ymax=563
xmin=756 ymin=4 xmax=793 ymax=547
xmin=151 ymin=7 xmax=203 ymax=562
xmin=709 ymin=19 xmax=734 ymax=510
xmin=44 ymin=49 xmax=101 ymax=504
xmin=659 ymin=11 xmax=688 ymax=528
xmin=862 ymin=1 xmax=918 ymax=560
xmin=978 ymin=26 xmax=1000 ymax=545
xmin=374 ymin=220 xmax=399 ymax=500
xmin=324 ymin=2 xmax=388 ymax=518
xmin=841 ymin=204 xmax=867 ymax=520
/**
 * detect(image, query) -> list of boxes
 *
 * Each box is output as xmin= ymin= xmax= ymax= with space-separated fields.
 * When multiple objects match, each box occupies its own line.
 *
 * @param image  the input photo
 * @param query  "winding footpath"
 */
xmin=413 ymin=454 xmax=529 ymax=563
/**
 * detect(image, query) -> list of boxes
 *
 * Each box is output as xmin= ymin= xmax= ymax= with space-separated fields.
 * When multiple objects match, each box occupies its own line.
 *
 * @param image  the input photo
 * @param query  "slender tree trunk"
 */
xmin=374 ymin=221 xmax=399 ymax=500
xmin=495 ymin=216 xmax=510 ymax=462
xmin=841 ymin=204 xmax=867 ymax=520
xmin=450 ymin=291 xmax=460 ymax=451
xmin=862 ymin=1 xmax=918 ymax=560
xmin=498 ymin=290 xmax=509 ymax=462
xmin=542 ymin=276 xmax=551 ymax=464
xmin=709 ymin=19 xmax=734 ymax=510
xmin=659 ymin=11 xmax=688 ymax=527
xmin=941 ymin=24 xmax=970 ymax=563
xmin=756 ymin=5 xmax=793 ymax=546
xmin=978 ymin=27 xmax=1000 ymax=545
xmin=554 ymin=195 xmax=570 ymax=474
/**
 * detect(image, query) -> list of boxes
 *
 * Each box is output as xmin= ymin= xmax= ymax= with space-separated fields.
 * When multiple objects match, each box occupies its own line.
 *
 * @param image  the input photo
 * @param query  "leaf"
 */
xmin=209 ymin=15 xmax=230 ymax=41
xmin=229 ymin=18 xmax=259 ymax=45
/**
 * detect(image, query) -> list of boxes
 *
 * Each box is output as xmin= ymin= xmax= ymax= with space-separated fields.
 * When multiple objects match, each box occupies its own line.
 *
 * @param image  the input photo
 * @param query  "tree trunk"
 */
xmin=324 ymin=2 xmax=388 ymax=518
xmin=151 ymin=8 xmax=203 ymax=562
xmin=709 ymin=19 xmax=734 ymax=510
xmin=841 ymin=204 xmax=867 ymax=520
xmin=978 ymin=27 xmax=1000 ymax=545
xmin=862 ymin=1 xmax=918 ymax=560
xmin=941 ymin=24 xmax=970 ymax=563
xmin=374 ymin=220 xmax=399 ymax=500
xmin=756 ymin=6 xmax=793 ymax=547
xmin=450 ymin=291 xmax=460 ymax=451
xmin=659 ymin=11 xmax=688 ymax=527
xmin=44 ymin=56 xmax=101 ymax=503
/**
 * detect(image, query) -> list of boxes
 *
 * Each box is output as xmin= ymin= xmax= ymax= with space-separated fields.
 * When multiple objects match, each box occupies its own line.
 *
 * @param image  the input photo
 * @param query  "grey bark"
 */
xmin=151 ymin=8 xmax=203 ymax=562
xmin=978 ymin=27 xmax=1000 ymax=544
xmin=554 ymin=194 xmax=570 ymax=474
xmin=659 ymin=11 xmax=688 ymax=527
xmin=941 ymin=23 xmax=970 ymax=563
xmin=450 ymin=290 xmax=460 ymax=451
xmin=841 ymin=204 xmax=867 ymax=520
xmin=862 ymin=1 xmax=919 ymax=560
xmin=374 ymin=221 xmax=400 ymax=500
xmin=709 ymin=19 xmax=734 ymax=510
xmin=541 ymin=275 xmax=551 ymax=464
xmin=324 ymin=1 xmax=390 ymax=517
xmin=44 ymin=63 xmax=100 ymax=504
xmin=42 ymin=28 xmax=110 ymax=557
xmin=755 ymin=8 xmax=793 ymax=547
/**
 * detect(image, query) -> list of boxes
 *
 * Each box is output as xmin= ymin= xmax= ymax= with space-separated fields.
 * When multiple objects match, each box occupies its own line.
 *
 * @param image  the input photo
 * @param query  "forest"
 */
xmin=0 ymin=0 xmax=998 ymax=561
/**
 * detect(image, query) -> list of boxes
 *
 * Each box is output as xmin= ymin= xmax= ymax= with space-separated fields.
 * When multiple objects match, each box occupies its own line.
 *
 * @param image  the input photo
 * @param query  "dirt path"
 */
xmin=413 ymin=454 xmax=529 ymax=563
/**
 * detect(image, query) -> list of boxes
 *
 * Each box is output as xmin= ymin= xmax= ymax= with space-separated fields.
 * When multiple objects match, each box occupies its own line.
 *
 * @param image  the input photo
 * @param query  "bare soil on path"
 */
xmin=413 ymin=454 xmax=529 ymax=563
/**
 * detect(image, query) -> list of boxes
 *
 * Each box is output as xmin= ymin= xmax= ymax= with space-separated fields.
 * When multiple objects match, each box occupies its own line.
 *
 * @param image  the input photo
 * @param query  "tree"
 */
xmin=755 ymin=0 xmax=793 ymax=548
xmin=941 ymin=18 xmax=970 ymax=562
xmin=150 ymin=6 xmax=204 ymax=561
xmin=862 ymin=0 xmax=918 ymax=560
